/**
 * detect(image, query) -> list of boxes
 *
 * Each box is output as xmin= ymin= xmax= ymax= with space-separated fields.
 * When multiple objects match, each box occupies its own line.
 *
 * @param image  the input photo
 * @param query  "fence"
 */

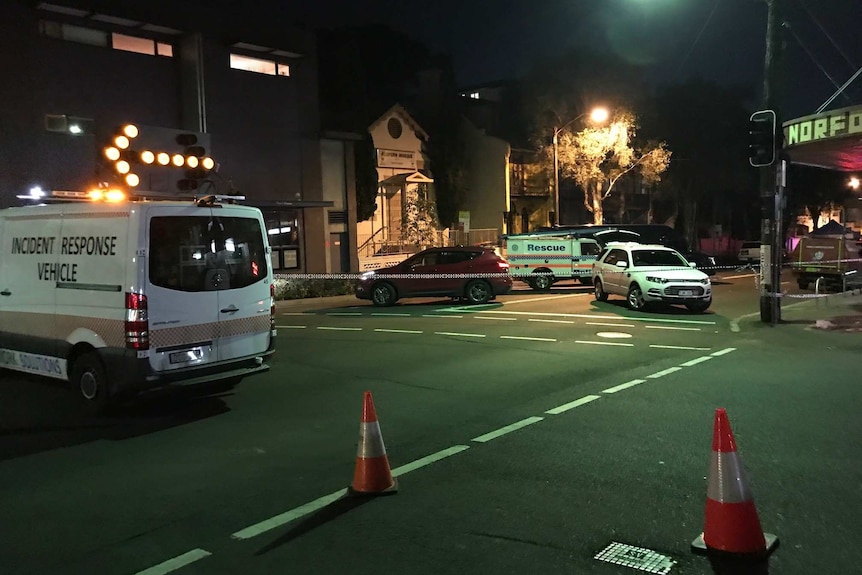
xmin=357 ymin=228 xmax=501 ymax=258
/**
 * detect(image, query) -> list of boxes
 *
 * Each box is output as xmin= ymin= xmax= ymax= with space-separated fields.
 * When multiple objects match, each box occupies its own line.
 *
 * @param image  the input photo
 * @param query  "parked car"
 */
xmin=591 ymin=242 xmax=712 ymax=312
xmin=737 ymin=241 xmax=761 ymax=263
xmin=356 ymin=246 xmax=513 ymax=306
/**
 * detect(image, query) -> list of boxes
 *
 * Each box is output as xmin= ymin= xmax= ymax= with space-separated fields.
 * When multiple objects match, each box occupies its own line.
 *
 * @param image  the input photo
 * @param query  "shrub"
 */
xmin=273 ymin=277 xmax=357 ymax=300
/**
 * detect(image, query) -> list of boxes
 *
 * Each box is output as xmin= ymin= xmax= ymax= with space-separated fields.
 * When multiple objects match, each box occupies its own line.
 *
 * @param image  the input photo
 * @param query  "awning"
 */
xmin=379 ymin=171 xmax=435 ymax=187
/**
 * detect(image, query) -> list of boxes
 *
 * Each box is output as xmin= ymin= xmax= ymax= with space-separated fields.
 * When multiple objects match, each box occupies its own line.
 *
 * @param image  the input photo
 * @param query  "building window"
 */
xmin=112 ymin=33 xmax=154 ymax=55
xmin=387 ymin=118 xmax=403 ymax=139
xmin=230 ymin=53 xmax=290 ymax=77
xmin=40 ymin=20 xmax=108 ymax=47
xmin=262 ymin=209 xmax=301 ymax=270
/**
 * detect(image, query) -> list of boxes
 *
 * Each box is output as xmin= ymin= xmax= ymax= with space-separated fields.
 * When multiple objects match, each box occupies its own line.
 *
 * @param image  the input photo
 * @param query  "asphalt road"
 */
xmin=1 ymin=270 xmax=860 ymax=575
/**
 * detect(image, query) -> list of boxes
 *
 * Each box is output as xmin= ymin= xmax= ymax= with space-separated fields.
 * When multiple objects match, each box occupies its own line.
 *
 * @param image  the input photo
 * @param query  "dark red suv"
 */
xmin=355 ymin=246 xmax=513 ymax=306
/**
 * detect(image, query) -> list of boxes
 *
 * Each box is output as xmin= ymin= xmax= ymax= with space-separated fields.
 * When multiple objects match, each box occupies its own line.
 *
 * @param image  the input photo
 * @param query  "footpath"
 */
xmin=733 ymin=287 xmax=862 ymax=334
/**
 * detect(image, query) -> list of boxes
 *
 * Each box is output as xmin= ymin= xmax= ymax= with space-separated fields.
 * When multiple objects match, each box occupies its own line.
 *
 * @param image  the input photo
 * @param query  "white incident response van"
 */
xmin=0 ymin=190 xmax=276 ymax=412
xmin=501 ymin=233 xmax=602 ymax=290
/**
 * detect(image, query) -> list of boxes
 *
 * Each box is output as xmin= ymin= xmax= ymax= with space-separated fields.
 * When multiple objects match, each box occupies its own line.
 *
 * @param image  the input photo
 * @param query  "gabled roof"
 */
xmin=379 ymin=171 xmax=434 ymax=187
xmin=369 ymin=104 xmax=429 ymax=141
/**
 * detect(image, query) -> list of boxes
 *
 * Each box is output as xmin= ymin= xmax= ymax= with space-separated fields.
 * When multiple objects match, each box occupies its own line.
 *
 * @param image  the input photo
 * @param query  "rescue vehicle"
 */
xmin=0 ymin=188 xmax=276 ymax=413
xmin=501 ymin=232 xmax=602 ymax=290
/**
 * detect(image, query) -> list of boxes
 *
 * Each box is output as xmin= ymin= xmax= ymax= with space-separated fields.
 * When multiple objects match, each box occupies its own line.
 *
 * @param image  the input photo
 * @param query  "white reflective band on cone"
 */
xmin=356 ymin=421 xmax=387 ymax=458
xmin=707 ymin=451 xmax=755 ymax=503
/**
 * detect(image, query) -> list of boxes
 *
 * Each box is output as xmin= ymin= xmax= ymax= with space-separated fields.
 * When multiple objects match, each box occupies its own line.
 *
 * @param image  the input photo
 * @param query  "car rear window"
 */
xmin=149 ymin=215 xmax=268 ymax=292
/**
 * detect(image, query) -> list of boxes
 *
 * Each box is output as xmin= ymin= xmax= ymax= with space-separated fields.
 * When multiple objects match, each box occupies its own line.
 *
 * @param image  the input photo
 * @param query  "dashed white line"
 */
xmin=575 ymin=340 xmax=634 ymax=347
xmin=711 ymin=348 xmax=737 ymax=356
xmin=424 ymin=314 xmax=463 ymax=318
xmin=232 ymin=490 xmax=347 ymax=541
xmin=391 ymin=445 xmax=470 ymax=476
xmin=587 ymin=321 xmax=636 ymax=328
xmin=280 ymin=312 xmax=311 ymax=316
xmin=500 ymin=335 xmax=558 ymax=342
xmin=647 ymin=367 xmax=683 ymax=379
xmin=326 ymin=312 xmax=362 ymax=316
xmin=276 ymin=325 xmax=307 ymax=329
xmin=475 ymin=316 xmax=518 ymax=321
xmin=645 ymin=325 xmax=701 ymax=331
xmin=602 ymin=380 xmax=647 ymax=394
xmin=135 ymin=549 xmax=212 ymax=575
xmin=317 ymin=326 xmax=362 ymax=331
xmin=472 ymin=416 xmax=544 ymax=442
xmin=680 ymin=356 xmax=713 ymax=367
xmin=434 ymin=331 xmax=486 ymax=338
xmin=650 ymin=345 xmax=711 ymax=351
xmin=529 ymin=318 xmax=576 ymax=324
xmin=371 ymin=312 xmax=411 ymax=317
xmin=374 ymin=328 xmax=423 ymax=334
xmin=545 ymin=394 xmax=601 ymax=414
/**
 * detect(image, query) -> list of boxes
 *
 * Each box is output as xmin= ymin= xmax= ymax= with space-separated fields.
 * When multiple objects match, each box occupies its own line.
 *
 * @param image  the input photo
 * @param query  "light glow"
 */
xmin=186 ymin=155 xmax=199 ymax=168
xmin=124 ymin=174 xmax=140 ymax=187
xmin=122 ymin=124 xmax=139 ymax=138
xmin=104 ymin=146 xmax=121 ymax=161
xmin=201 ymin=157 xmax=215 ymax=170
xmin=114 ymin=135 xmax=130 ymax=149
xmin=107 ymin=188 xmax=128 ymax=200
xmin=140 ymin=150 xmax=155 ymax=164
xmin=157 ymin=152 xmax=170 ymax=165
xmin=116 ymin=160 xmax=131 ymax=174
xmin=172 ymin=153 xmax=184 ymax=167
xmin=849 ymin=177 xmax=860 ymax=190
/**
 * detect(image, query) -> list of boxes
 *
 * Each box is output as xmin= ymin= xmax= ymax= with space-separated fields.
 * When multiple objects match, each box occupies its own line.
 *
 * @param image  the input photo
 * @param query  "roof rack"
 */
xmin=16 ymin=189 xmax=245 ymax=205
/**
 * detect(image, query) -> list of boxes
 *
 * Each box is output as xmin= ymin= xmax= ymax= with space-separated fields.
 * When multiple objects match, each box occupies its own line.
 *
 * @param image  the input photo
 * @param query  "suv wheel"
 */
xmin=371 ymin=282 xmax=397 ymax=306
xmin=594 ymin=279 xmax=608 ymax=302
xmin=626 ymin=284 xmax=647 ymax=311
xmin=531 ymin=273 xmax=552 ymax=291
xmin=464 ymin=280 xmax=492 ymax=304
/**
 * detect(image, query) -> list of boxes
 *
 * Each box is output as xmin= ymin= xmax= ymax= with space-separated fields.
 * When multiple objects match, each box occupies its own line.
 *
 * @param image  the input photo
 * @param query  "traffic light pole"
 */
xmin=759 ymin=0 xmax=783 ymax=324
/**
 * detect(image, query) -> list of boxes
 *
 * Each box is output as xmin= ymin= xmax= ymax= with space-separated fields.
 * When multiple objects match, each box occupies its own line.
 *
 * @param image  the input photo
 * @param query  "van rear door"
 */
xmin=146 ymin=206 xmax=221 ymax=372
xmin=207 ymin=205 xmax=272 ymax=362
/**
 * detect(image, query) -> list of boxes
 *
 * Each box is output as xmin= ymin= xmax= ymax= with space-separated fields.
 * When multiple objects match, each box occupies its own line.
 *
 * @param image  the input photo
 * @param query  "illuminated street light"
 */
xmin=552 ymin=107 xmax=609 ymax=226
xmin=849 ymin=176 xmax=860 ymax=190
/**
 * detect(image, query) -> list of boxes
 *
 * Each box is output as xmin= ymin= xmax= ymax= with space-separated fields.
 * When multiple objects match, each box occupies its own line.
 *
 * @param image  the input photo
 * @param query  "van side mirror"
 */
xmin=689 ymin=262 xmax=697 ymax=268
xmin=615 ymin=261 xmax=628 ymax=269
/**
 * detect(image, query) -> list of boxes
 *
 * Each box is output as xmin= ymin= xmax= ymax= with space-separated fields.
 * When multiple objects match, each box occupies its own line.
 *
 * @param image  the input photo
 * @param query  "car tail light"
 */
xmin=125 ymin=292 xmax=149 ymax=350
xmin=497 ymin=260 xmax=510 ymax=270
xmin=270 ymin=283 xmax=276 ymax=330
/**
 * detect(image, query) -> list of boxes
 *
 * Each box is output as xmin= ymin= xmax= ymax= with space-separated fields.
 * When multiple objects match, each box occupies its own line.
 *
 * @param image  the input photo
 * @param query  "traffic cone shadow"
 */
xmin=692 ymin=408 xmax=778 ymax=559
xmin=348 ymin=391 xmax=398 ymax=497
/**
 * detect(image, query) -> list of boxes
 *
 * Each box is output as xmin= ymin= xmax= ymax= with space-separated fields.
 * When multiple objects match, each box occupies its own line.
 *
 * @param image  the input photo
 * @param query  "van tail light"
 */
xmin=270 ymin=283 xmax=276 ymax=330
xmin=125 ymin=292 xmax=150 ymax=350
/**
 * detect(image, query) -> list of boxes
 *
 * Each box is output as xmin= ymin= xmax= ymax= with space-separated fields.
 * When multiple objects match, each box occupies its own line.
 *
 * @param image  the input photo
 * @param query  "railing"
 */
xmin=356 ymin=228 xmax=502 ymax=258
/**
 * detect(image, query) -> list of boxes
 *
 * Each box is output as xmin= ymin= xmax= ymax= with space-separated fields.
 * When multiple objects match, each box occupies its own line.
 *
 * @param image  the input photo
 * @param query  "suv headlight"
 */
xmin=701 ymin=278 xmax=710 ymax=285
xmin=645 ymin=276 xmax=669 ymax=284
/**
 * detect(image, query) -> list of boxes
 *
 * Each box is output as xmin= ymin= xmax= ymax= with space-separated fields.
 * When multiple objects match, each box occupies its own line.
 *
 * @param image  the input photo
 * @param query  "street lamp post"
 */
xmin=552 ymin=107 xmax=609 ymax=226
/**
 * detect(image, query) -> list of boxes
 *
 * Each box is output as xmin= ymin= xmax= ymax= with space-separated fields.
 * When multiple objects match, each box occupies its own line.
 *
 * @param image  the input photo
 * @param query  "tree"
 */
xmin=554 ymin=111 xmax=671 ymax=224
xmin=401 ymin=183 xmax=439 ymax=247
xmin=354 ymin=134 xmax=379 ymax=222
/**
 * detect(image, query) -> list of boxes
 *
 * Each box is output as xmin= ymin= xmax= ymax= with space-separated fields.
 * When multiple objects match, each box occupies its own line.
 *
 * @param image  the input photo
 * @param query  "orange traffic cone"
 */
xmin=692 ymin=408 xmax=778 ymax=557
xmin=348 ymin=391 xmax=398 ymax=496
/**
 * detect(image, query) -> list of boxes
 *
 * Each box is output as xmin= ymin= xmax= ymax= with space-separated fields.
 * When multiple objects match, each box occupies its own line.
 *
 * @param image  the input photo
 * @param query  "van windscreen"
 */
xmin=149 ymin=216 xmax=268 ymax=292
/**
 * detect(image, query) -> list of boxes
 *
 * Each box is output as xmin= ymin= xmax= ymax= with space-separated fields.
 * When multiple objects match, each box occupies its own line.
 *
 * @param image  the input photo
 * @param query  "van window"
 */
xmin=149 ymin=216 xmax=268 ymax=292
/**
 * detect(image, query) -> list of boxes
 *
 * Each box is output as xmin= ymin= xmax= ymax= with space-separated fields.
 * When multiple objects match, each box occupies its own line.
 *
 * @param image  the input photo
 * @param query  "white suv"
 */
xmin=591 ymin=242 xmax=712 ymax=312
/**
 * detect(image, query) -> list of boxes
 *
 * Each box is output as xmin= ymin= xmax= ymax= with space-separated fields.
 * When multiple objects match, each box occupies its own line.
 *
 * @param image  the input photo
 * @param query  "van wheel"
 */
xmin=371 ymin=282 xmax=397 ymax=306
xmin=594 ymin=279 xmax=608 ymax=302
xmin=464 ymin=280 xmax=492 ymax=304
xmin=531 ymin=273 xmax=552 ymax=291
xmin=627 ymin=284 xmax=647 ymax=311
xmin=71 ymin=352 xmax=112 ymax=415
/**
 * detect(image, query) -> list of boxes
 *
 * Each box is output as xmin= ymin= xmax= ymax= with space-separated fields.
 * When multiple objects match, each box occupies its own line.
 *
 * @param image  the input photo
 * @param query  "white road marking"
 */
xmin=647 ymin=367 xmax=683 ymax=378
xmin=498 ymin=293 xmax=589 ymax=305
xmin=135 ymin=549 xmax=212 ymax=575
xmin=722 ymin=273 xmax=757 ymax=280
xmin=374 ymin=329 xmax=423 ymax=334
xmin=500 ymin=335 xmax=558 ymax=342
xmin=434 ymin=331 xmax=486 ymax=338
xmin=545 ymin=394 xmax=601 ymax=414
xmin=276 ymin=325 xmax=307 ymax=329
xmin=650 ymin=345 xmax=711 ymax=351
xmin=452 ymin=309 xmax=716 ymax=325
xmin=475 ymin=316 xmax=518 ymax=321
xmin=529 ymin=318 xmax=575 ymax=324
xmin=575 ymin=340 xmax=634 ymax=347
xmin=391 ymin=445 xmax=470 ymax=476
xmin=711 ymin=348 xmax=737 ymax=356
xmin=680 ymin=356 xmax=713 ymax=367
xmin=424 ymin=314 xmax=463 ymax=318
xmin=280 ymin=312 xmax=311 ymax=316
xmin=587 ymin=321 xmax=636 ymax=328
xmin=602 ymin=380 xmax=647 ymax=394
xmin=472 ymin=416 xmax=544 ymax=442
xmin=317 ymin=326 xmax=362 ymax=331
xmin=326 ymin=312 xmax=362 ymax=316
xmin=371 ymin=312 xmax=411 ymax=317
xmin=232 ymin=489 xmax=347 ymax=540
xmin=645 ymin=325 xmax=701 ymax=331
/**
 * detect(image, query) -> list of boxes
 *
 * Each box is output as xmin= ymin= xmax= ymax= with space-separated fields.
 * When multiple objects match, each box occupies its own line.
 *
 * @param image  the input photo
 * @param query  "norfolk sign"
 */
xmin=783 ymin=104 xmax=862 ymax=148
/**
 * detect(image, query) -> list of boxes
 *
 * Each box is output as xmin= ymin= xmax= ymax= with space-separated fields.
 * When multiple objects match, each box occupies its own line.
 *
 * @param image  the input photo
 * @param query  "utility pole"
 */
xmin=759 ymin=0 xmax=784 ymax=324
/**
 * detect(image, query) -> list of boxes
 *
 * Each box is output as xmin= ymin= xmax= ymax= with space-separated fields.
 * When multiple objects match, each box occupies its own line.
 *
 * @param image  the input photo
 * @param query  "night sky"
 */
xmin=59 ymin=0 xmax=862 ymax=120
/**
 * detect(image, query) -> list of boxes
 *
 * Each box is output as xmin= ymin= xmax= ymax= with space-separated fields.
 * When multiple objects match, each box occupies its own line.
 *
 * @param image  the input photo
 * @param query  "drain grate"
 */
xmin=594 ymin=541 xmax=676 ymax=574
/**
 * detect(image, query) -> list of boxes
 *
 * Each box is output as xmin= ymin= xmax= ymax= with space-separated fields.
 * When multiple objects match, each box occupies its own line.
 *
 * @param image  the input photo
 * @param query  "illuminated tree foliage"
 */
xmin=401 ymin=183 xmax=440 ymax=247
xmin=554 ymin=112 xmax=671 ymax=224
